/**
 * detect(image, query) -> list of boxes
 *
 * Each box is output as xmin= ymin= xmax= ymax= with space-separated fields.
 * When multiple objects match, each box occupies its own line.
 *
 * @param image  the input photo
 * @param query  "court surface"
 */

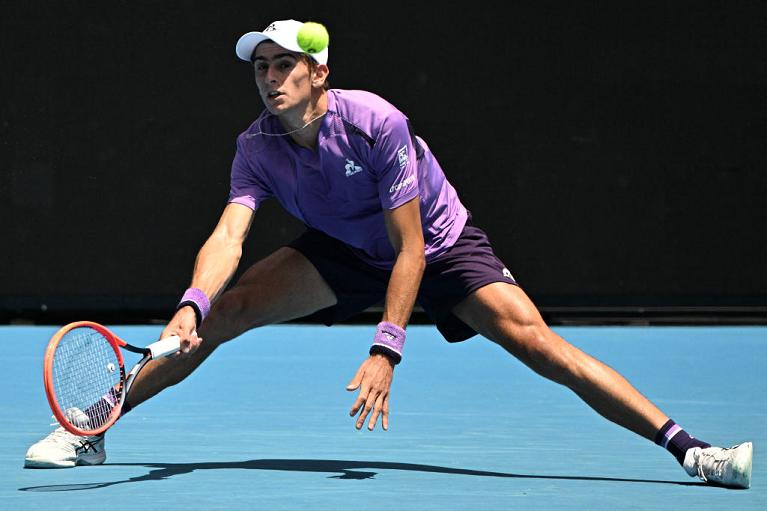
xmin=1 ymin=324 xmax=765 ymax=510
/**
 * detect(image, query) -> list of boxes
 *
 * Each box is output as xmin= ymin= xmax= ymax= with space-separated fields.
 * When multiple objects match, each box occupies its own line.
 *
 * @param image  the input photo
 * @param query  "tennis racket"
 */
xmin=43 ymin=321 xmax=181 ymax=436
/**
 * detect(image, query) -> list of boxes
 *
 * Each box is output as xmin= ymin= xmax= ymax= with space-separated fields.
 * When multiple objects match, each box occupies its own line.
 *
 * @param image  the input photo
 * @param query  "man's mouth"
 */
xmin=266 ymin=91 xmax=282 ymax=99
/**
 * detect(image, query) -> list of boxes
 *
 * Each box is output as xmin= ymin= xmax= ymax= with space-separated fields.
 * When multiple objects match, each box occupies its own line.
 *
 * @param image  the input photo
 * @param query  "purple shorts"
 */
xmin=286 ymin=218 xmax=519 ymax=342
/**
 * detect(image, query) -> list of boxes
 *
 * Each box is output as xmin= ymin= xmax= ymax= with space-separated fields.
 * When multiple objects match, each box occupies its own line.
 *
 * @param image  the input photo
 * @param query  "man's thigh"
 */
xmin=451 ymin=282 xmax=548 ymax=348
xmin=285 ymin=229 xmax=390 ymax=327
xmin=205 ymin=247 xmax=338 ymax=337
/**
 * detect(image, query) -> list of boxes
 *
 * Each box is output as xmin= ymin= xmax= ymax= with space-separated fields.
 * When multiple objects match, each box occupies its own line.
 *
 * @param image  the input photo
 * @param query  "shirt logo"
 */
xmin=502 ymin=268 xmax=515 ymax=281
xmin=345 ymin=159 xmax=363 ymax=177
xmin=389 ymin=175 xmax=416 ymax=194
xmin=397 ymin=144 xmax=409 ymax=169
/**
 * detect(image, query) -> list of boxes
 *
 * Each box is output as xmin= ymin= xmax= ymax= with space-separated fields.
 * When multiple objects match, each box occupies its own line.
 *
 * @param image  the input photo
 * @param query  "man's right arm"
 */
xmin=162 ymin=202 xmax=255 ymax=353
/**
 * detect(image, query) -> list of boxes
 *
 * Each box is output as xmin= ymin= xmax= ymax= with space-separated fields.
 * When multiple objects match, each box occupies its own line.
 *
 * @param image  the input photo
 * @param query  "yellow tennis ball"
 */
xmin=296 ymin=22 xmax=329 ymax=54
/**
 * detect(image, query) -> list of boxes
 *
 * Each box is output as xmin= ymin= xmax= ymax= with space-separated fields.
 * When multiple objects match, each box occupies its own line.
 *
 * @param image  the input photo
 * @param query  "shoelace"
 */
xmin=45 ymin=426 xmax=81 ymax=447
xmin=48 ymin=415 xmax=92 ymax=443
xmin=696 ymin=448 xmax=730 ymax=482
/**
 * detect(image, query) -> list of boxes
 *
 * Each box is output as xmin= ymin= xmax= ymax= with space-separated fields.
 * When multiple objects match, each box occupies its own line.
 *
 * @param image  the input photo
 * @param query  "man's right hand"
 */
xmin=161 ymin=306 xmax=202 ymax=357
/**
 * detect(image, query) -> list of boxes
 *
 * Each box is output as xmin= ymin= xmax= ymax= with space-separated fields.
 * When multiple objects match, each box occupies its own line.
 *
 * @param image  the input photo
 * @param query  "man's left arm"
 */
xmin=346 ymin=196 xmax=425 ymax=431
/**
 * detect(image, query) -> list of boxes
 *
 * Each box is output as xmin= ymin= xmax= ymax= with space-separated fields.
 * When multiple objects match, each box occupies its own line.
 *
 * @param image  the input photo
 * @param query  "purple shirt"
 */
xmin=228 ymin=89 xmax=468 ymax=269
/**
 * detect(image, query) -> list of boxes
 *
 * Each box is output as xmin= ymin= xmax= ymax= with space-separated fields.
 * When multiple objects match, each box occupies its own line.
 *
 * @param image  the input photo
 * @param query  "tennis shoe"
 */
xmin=683 ymin=442 xmax=753 ymax=489
xmin=24 ymin=408 xmax=106 ymax=468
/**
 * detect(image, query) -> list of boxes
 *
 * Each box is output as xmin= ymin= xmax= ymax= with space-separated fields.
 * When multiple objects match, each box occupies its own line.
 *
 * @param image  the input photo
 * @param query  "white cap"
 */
xmin=235 ymin=19 xmax=329 ymax=65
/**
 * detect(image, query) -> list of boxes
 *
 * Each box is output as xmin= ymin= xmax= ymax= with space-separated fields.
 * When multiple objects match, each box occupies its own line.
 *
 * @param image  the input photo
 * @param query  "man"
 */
xmin=25 ymin=19 xmax=753 ymax=488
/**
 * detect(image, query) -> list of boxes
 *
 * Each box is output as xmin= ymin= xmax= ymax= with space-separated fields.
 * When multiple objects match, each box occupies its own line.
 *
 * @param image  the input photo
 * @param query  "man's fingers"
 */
xmin=349 ymin=386 xmax=369 ymax=416
xmin=180 ymin=338 xmax=194 ymax=355
xmin=163 ymin=317 xmax=200 ymax=356
xmin=347 ymin=357 xmax=394 ymax=430
xmin=178 ymin=335 xmax=202 ymax=357
xmin=367 ymin=393 xmax=386 ymax=431
xmin=356 ymin=391 xmax=378 ymax=429
xmin=346 ymin=366 xmax=365 ymax=391
xmin=382 ymin=396 xmax=389 ymax=431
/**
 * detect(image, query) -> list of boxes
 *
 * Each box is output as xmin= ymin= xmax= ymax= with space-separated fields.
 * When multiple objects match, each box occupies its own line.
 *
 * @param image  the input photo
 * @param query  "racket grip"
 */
xmin=147 ymin=335 xmax=182 ymax=359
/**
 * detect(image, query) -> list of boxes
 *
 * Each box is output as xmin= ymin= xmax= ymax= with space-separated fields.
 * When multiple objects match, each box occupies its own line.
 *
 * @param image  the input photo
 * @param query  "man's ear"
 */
xmin=313 ymin=64 xmax=330 ymax=88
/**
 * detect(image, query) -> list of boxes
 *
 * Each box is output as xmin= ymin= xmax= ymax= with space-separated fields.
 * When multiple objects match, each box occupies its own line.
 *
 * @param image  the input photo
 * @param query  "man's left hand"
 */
xmin=346 ymin=354 xmax=395 ymax=431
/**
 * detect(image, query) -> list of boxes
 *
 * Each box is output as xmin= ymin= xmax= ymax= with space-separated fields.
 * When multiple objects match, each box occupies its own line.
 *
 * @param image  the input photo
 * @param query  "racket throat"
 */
xmin=121 ymin=354 xmax=152 ymax=408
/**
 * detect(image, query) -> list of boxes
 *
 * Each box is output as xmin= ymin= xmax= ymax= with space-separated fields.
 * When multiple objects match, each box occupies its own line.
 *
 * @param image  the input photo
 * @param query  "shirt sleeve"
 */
xmin=227 ymin=134 xmax=272 ymax=210
xmin=371 ymin=113 xmax=420 ymax=210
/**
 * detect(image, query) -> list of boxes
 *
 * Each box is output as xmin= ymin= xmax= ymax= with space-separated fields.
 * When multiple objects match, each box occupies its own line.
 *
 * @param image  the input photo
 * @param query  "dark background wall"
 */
xmin=2 ymin=1 xmax=766 ymax=324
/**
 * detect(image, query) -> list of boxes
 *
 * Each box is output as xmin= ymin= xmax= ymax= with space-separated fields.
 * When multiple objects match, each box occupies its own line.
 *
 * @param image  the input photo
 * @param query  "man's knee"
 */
xmin=495 ymin=321 xmax=583 ymax=386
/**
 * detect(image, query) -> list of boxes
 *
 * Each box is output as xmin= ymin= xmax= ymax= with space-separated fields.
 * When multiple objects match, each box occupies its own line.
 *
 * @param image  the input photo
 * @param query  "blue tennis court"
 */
xmin=2 ymin=324 xmax=765 ymax=509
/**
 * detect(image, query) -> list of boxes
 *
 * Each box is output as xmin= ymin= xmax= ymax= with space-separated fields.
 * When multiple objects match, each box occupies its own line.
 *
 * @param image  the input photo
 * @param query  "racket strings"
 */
xmin=52 ymin=328 xmax=122 ymax=430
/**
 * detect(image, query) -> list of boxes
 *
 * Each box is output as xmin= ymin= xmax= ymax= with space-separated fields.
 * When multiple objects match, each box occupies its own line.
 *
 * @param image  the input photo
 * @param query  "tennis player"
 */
xmin=25 ymin=19 xmax=753 ymax=488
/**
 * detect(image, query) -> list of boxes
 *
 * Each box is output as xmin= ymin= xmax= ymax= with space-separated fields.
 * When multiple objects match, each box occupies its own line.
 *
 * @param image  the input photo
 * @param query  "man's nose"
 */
xmin=265 ymin=64 xmax=279 ymax=83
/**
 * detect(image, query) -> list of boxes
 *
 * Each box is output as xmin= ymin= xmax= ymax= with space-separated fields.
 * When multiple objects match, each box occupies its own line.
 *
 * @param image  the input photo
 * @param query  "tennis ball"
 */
xmin=296 ymin=22 xmax=329 ymax=54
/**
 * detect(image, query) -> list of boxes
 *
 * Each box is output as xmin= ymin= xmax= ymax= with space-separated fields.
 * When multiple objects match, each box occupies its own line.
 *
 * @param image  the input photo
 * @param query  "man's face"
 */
xmin=252 ymin=42 xmax=313 ymax=115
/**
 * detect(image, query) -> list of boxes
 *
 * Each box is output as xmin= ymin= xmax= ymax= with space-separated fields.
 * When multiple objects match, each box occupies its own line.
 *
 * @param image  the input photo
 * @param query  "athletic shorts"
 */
xmin=286 ymin=217 xmax=519 ymax=342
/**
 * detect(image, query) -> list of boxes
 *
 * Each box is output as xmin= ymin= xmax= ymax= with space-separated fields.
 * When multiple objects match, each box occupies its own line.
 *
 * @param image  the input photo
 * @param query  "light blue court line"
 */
xmin=1 ymin=325 xmax=765 ymax=510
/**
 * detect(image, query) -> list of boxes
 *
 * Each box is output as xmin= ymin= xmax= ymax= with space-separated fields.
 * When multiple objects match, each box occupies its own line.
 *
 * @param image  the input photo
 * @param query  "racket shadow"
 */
xmin=19 ymin=459 xmax=713 ymax=492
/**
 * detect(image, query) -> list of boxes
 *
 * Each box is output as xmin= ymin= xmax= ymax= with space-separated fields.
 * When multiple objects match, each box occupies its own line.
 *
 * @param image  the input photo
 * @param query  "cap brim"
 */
xmin=235 ymin=32 xmax=267 ymax=61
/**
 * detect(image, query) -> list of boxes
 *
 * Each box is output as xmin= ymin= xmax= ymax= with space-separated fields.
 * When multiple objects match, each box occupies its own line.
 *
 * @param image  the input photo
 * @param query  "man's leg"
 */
xmin=25 ymin=247 xmax=336 ymax=468
xmin=452 ymin=282 xmax=667 ymax=440
xmin=451 ymin=282 xmax=752 ymax=488
xmin=126 ymin=246 xmax=338 ymax=408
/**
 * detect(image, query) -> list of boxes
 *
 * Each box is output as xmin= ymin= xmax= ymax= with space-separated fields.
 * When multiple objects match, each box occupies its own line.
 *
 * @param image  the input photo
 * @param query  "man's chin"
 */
xmin=266 ymin=103 xmax=291 ymax=117
xmin=262 ymin=96 xmax=288 ymax=114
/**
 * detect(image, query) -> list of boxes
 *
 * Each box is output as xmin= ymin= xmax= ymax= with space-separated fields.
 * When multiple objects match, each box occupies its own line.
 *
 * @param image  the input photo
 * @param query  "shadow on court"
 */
xmin=19 ymin=459 xmax=712 ymax=492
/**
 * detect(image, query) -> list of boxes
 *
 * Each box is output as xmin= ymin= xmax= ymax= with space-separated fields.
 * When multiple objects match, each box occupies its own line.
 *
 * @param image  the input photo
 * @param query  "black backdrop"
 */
xmin=2 ymin=1 xmax=766 ymax=324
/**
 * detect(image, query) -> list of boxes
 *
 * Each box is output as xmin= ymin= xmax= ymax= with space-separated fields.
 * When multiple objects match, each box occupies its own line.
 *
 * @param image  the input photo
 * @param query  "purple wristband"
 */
xmin=177 ymin=287 xmax=211 ymax=327
xmin=370 ymin=321 xmax=406 ymax=364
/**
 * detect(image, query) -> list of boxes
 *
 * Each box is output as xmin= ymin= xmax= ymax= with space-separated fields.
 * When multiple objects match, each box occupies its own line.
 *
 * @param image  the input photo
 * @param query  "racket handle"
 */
xmin=147 ymin=335 xmax=182 ymax=359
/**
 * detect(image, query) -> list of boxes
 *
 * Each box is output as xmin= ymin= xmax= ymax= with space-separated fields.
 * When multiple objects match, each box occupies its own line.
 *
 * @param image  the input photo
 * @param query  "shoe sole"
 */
xmin=24 ymin=458 xmax=75 ymax=469
xmin=24 ymin=451 xmax=106 ymax=469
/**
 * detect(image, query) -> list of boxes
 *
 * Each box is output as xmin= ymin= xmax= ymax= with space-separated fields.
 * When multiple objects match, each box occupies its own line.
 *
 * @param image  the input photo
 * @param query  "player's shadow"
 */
xmin=19 ymin=459 xmax=713 ymax=492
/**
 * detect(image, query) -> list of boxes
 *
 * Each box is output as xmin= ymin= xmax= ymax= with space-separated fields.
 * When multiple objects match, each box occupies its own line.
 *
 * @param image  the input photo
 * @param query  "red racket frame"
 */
xmin=43 ymin=321 xmax=128 ymax=436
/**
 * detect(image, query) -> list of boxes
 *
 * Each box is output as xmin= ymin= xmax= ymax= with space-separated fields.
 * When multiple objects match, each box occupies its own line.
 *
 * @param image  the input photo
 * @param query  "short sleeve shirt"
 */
xmin=229 ymin=89 xmax=468 ymax=269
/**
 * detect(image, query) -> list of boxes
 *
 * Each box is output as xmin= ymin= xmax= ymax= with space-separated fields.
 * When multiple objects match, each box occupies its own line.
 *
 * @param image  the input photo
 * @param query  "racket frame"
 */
xmin=43 ymin=321 xmax=154 ymax=436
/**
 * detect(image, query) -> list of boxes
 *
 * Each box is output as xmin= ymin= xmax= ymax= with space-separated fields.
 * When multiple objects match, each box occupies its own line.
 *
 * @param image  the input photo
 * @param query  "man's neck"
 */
xmin=286 ymin=91 xmax=328 ymax=150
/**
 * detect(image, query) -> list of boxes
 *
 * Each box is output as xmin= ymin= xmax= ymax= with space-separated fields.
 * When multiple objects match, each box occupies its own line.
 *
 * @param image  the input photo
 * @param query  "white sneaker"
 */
xmin=683 ymin=442 xmax=753 ymax=489
xmin=24 ymin=409 xmax=106 ymax=468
